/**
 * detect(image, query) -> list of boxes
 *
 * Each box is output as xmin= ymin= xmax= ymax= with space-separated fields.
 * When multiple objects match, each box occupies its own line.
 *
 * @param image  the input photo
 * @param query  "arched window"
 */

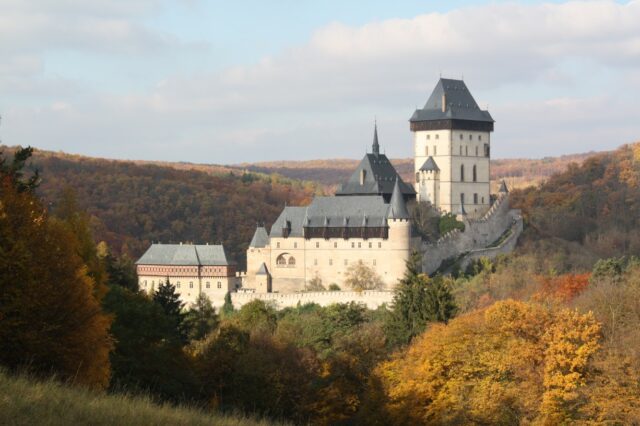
xmin=460 ymin=164 xmax=465 ymax=181
xmin=276 ymin=254 xmax=288 ymax=265
xmin=473 ymin=165 xmax=477 ymax=182
xmin=288 ymin=257 xmax=296 ymax=266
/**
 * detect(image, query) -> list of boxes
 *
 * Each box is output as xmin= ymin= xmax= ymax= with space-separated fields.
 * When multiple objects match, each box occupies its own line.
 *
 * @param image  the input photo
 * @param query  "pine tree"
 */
xmin=184 ymin=293 xmax=219 ymax=341
xmin=153 ymin=279 xmax=187 ymax=344
xmin=221 ymin=292 xmax=234 ymax=317
xmin=385 ymin=252 xmax=457 ymax=347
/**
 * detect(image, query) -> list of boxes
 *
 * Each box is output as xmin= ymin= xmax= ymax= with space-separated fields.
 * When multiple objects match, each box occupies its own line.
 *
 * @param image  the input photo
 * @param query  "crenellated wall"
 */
xmin=422 ymin=193 xmax=520 ymax=274
xmin=223 ymin=290 xmax=394 ymax=310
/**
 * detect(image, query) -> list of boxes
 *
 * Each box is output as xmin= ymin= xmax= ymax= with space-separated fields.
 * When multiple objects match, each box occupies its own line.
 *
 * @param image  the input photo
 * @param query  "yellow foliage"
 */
xmin=373 ymin=300 xmax=601 ymax=425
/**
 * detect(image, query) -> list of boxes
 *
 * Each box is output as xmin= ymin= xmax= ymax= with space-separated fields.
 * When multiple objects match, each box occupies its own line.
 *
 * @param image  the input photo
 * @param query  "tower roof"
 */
xmin=256 ymin=263 xmax=269 ymax=276
xmin=498 ymin=180 xmax=509 ymax=193
xmin=249 ymin=226 xmax=269 ymax=248
xmin=372 ymin=122 xmax=380 ymax=156
xmin=387 ymin=178 xmax=410 ymax=220
xmin=410 ymin=78 xmax=493 ymax=125
xmin=419 ymin=156 xmax=440 ymax=172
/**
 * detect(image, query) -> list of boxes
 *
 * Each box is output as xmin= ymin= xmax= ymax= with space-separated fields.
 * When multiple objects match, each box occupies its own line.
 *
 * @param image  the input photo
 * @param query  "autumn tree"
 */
xmin=344 ymin=260 xmax=384 ymax=291
xmin=0 ymin=150 xmax=112 ymax=389
xmin=372 ymin=300 xmax=601 ymax=425
xmin=221 ymin=292 xmax=234 ymax=317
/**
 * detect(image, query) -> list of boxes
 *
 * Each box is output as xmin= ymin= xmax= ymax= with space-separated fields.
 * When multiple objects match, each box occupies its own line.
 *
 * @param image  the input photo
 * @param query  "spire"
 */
xmin=498 ymin=180 xmax=509 ymax=194
xmin=372 ymin=120 xmax=380 ymax=156
xmin=387 ymin=178 xmax=410 ymax=219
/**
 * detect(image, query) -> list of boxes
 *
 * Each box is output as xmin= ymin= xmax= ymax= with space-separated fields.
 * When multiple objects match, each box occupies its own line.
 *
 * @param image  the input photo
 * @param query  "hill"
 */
xmin=512 ymin=142 xmax=640 ymax=260
xmin=0 ymin=370 xmax=280 ymax=426
xmin=235 ymin=151 xmax=599 ymax=191
xmin=0 ymin=146 xmax=318 ymax=267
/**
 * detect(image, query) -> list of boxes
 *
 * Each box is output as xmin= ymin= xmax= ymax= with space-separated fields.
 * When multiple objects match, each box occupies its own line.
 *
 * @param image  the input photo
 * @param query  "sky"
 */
xmin=1 ymin=0 xmax=639 ymax=164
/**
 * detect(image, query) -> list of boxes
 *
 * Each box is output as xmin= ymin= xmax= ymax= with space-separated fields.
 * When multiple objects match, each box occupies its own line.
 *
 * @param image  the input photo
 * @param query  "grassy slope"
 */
xmin=0 ymin=370 xmax=281 ymax=426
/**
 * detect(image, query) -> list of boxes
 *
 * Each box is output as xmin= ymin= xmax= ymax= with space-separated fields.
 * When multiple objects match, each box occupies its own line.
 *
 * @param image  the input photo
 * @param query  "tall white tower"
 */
xmin=410 ymin=78 xmax=494 ymax=217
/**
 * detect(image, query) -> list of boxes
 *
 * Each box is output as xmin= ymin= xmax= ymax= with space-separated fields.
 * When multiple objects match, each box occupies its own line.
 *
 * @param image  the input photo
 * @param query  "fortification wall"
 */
xmin=458 ymin=214 xmax=524 ymax=271
xmin=224 ymin=290 xmax=394 ymax=310
xmin=422 ymin=194 xmax=519 ymax=274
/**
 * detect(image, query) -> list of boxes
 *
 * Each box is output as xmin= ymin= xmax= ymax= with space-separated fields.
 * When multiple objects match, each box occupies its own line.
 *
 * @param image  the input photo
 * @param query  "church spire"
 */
xmin=387 ymin=177 xmax=410 ymax=220
xmin=372 ymin=120 xmax=380 ymax=156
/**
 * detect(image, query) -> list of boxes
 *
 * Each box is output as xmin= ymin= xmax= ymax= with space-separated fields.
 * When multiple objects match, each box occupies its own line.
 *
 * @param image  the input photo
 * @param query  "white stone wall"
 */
xmin=138 ymin=274 xmax=236 ymax=306
xmin=414 ymin=129 xmax=491 ymax=217
xmin=226 ymin=290 xmax=394 ymax=310
xmin=245 ymin=219 xmax=417 ymax=293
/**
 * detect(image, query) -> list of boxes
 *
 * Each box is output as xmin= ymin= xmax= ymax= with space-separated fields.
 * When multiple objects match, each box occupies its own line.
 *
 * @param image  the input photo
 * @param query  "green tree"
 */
xmin=385 ymin=253 xmax=457 ymax=347
xmin=184 ymin=293 xmax=219 ymax=341
xmin=234 ymin=300 xmax=278 ymax=334
xmin=153 ymin=279 xmax=187 ymax=344
xmin=0 ymin=146 xmax=40 ymax=192
xmin=305 ymin=274 xmax=326 ymax=292
xmin=97 ymin=241 xmax=138 ymax=291
xmin=438 ymin=212 xmax=465 ymax=234
xmin=103 ymin=285 xmax=198 ymax=402
xmin=221 ymin=292 xmax=234 ymax=317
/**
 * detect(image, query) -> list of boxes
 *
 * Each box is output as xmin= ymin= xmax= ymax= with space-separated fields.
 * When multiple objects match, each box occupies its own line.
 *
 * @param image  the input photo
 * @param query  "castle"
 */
xmin=137 ymin=78 xmax=522 ymax=307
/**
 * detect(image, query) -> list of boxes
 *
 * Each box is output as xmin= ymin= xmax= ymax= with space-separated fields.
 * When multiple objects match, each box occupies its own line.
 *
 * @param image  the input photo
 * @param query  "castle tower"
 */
xmin=410 ymin=78 xmax=494 ymax=217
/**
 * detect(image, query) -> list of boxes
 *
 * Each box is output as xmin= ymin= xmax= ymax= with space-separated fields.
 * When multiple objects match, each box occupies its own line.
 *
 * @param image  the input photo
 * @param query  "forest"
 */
xmin=1 ymin=142 xmax=640 ymax=425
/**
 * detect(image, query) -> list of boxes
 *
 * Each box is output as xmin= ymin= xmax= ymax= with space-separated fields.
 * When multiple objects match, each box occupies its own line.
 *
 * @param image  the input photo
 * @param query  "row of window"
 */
xmin=460 ymin=193 xmax=484 ymax=204
xmin=276 ymin=241 xmax=384 ymax=249
xmin=423 ymin=144 xmax=488 ymax=157
xmin=141 ymin=280 xmax=223 ymax=289
xmin=425 ymin=133 xmax=483 ymax=141
xmin=275 ymin=256 xmax=380 ymax=268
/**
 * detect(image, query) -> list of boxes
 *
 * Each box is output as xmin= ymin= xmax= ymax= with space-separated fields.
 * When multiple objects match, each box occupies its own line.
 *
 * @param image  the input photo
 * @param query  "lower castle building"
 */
xmin=136 ymin=243 xmax=236 ymax=305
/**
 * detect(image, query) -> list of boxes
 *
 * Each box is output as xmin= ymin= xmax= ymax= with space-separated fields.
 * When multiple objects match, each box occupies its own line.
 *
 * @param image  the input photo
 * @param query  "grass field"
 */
xmin=0 ymin=370 xmax=283 ymax=426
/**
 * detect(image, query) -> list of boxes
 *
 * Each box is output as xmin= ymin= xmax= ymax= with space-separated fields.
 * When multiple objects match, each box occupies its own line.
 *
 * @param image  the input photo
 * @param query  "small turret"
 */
xmin=387 ymin=178 xmax=410 ymax=220
xmin=498 ymin=180 xmax=509 ymax=194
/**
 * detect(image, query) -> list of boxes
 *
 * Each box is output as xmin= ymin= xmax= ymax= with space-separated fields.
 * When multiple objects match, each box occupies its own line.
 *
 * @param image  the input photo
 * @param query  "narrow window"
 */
xmin=189 ymin=282 xmax=193 ymax=289
xmin=358 ymin=242 xmax=361 ymax=248
xmin=435 ymin=134 xmax=439 ymax=140
xmin=276 ymin=242 xmax=280 ymax=248
xmin=334 ymin=242 xmax=337 ymax=248
xmin=426 ymin=134 xmax=431 ymax=140
xmin=217 ymin=282 xmax=222 ymax=289
xmin=459 ymin=146 xmax=462 ymax=155
xmin=461 ymin=193 xmax=465 ymax=205
xmin=294 ymin=242 xmax=297 ymax=249
xmin=351 ymin=242 xmax=355 ymax=248
xmin=373 ymin=259 xmax=377 ymax=266
xmin=459 ymin=133 xmax=463 ymax=140
xmin=344 ymin=259 xmax=348 ymax=266
xmin=434 ymin=146 xmax=437 ymax=155
xmin=177 ymin=283 xmax=181 ymax=289
xmin=469 ymin=134 xmax=472 ymax=140
xmin=465 ymin=146 xmax=468 ymax=156
xmin=479 ymin=135 xmax=482 ymax=141
xmin=315 ymin=241 xmax=319 ymax=248
xmin=475 ymin=146 xmax=479 ymax=156
xmin=314 ymin=258 xmax=318 ymax=266
xmin=329 ymin=259 xmax=333 ymax=266
xmin=378 ymin=242 xmax=382 ymax=248
xmin=425 ymin=146 xmax=429 ymax=156
xmin=359 ymin=169 xmax=366 ymax=185
xmin=482 ymin=196 xmax=485 ymax=203
xmin=288 ymin=257 xmax=296 ymax=266
xmin=206 ymin=282 xmax=210 ymax=288
xmin=474 ymin=193 xmax=478 ymax=204
xmin=460 ymin=164 xmax=465 ymax=181
xmin=473 ymin=165 xmax=477 ymax=182
xmin=368 ymin=242 xmax=372 ymax=248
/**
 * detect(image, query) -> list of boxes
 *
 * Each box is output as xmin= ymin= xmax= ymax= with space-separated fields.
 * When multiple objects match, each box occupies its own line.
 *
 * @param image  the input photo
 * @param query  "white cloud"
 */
xmin=2 ymin=1 xmax=640 ymax=163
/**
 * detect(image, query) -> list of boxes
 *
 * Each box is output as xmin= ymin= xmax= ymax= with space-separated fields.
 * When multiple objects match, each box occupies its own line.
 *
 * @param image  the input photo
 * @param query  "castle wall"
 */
xmin=422 ymin=194 xmax=518 ymax=274
xmin=457 ymin=216 xmax=524 ymax=271
xmin=227 ymin=290 xmax=394 ymax=310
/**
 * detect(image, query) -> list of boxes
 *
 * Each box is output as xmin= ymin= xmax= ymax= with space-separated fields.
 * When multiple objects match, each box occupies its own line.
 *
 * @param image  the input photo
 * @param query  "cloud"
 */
xmin=2 ymin=1 xmax=640 ymax=163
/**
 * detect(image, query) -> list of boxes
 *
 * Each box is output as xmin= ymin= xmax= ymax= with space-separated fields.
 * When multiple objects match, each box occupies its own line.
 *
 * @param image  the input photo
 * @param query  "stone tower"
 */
xmin=410 ymin=78 xmax=494 ymax=217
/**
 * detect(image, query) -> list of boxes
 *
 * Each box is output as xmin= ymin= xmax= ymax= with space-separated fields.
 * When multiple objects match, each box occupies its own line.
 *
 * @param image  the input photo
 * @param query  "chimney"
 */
xmin=441 ymin=94 xmax=446 ymax=112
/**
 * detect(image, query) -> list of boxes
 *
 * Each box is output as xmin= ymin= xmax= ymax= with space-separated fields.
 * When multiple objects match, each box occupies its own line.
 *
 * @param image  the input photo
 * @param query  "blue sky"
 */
xmin=1 ymin=0 xmax=639 ymax=163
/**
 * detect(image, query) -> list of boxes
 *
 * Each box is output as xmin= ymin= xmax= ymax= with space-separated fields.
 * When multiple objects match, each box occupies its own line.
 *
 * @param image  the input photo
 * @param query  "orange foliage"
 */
xmin=534 ymin=273 xmax=591 ymax=303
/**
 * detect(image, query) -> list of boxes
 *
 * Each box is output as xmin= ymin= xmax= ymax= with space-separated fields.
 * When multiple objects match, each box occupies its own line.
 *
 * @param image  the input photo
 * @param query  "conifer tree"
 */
xmin=184 ymin=293 xmax=219 ymax=341
xmin=153 ymin=279 xmax=187 ymax=344
xmin=221 ymin=292 xmax=234 ymax=317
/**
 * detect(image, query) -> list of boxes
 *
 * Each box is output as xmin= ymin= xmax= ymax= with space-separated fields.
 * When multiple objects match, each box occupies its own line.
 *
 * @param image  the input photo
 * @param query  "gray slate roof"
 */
xmin=136 ymin=244 xmax=232 ymax=266
xmin=388 ymin=179 xmax=410 ymax=219
xmin=419 ymin=156 xmax=440 ymax=172
xmin=499 ymin=180 xmax=509 ymax=193
xmin=256 ymin=263 xmax=269 ymax=275
xmin=410 ymin=78 xmax=493 ymax=123
xmin=335 ymin=153 xmax=416 ymax=198
xmin=269 ymin=195 xmax=397 ymax=238
xmin=249 ymin=226 xmax=269 ymax=248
